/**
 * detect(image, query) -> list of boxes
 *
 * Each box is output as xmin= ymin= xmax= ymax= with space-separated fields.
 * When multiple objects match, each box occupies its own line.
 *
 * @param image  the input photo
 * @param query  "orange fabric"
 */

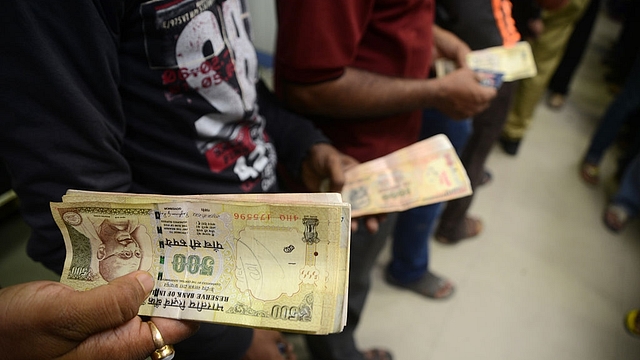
xmin=492 ymin=0 xmax=520 ymax=47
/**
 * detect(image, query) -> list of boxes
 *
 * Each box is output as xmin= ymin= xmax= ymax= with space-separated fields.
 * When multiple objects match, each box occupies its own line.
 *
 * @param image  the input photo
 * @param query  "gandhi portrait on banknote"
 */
xmin=95 ymin=218 xmax=152 ymax=281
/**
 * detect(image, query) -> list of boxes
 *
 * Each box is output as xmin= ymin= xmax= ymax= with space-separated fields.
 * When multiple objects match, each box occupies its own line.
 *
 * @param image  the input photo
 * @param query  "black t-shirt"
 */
xmin=0 ymin=1 xmax=327 ymax=358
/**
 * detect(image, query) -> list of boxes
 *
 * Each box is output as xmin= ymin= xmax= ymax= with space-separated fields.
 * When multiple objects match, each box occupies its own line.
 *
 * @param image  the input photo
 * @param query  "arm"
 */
xmin=259 ymin=80 xmax=359 ymax=193
xmin=431 ymin=24 xmax=471 ymax=67
xmin=0 ymin=1 xmax=132 ymax=273
xmin=275 ymin=2 xmax=495 ymax=121
xmin=279 ymin=65 xmax=496 ymax=121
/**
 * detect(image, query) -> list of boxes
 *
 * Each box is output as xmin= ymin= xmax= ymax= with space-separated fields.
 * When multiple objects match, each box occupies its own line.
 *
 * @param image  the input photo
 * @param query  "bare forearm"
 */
xmin=279 ymin=67 xmax=447 ymax=120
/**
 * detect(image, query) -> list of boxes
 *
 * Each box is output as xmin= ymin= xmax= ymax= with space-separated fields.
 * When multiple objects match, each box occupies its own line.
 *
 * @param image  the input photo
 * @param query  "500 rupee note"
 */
xmin=434 ymin=41 xmax=536 ymax=82
xmin=466 ymin=41 xmax=537 ymax=82
xmin=342 ymin=134 xmax=472 ymax=217
xmin=52 ymin=196 xmax=350 ymax=334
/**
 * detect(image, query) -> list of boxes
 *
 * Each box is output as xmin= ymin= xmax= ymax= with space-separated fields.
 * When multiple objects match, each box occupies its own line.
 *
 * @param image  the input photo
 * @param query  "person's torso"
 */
xmin=436 ymin=0 xmax=520 ymax=50
xmin=119 ymin=0 xmax=278 ymax=194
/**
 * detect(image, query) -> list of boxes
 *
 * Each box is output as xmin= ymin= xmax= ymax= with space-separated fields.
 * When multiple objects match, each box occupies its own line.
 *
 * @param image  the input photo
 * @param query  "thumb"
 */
xmin=68 ymin=271 xmax=154 ymax=337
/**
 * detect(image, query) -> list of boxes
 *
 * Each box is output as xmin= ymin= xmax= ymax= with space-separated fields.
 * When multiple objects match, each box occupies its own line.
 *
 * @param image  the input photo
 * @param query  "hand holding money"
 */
xmin=0 ymin=271 xmax=198 ymax=360
xmin=435 ymin=41 xmax=537 ymax=82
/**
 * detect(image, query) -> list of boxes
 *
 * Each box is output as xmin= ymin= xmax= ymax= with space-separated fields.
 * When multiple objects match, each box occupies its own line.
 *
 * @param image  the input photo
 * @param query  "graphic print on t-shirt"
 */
xmin=140 ymin=0 xmax=276 ymax=192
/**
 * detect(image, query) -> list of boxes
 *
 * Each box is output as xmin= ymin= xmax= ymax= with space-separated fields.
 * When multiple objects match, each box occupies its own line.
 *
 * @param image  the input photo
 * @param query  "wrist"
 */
xmin=421 ymin=77 xmax=445 ymax=109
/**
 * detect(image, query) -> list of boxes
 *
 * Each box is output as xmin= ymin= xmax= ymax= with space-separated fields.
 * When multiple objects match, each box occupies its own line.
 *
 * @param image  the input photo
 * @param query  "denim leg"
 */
xmin=612 ymin=153 xmax=640 ymax=218
xmin=585 ymin=48 xmax=640 ymax=163
xmin=420 ymin=108 xmax=472 ymax=154
xmin=389 ymin=203 xmax=443 ymax=283
xmin=387 ymin=109 xmax=470 ymax=283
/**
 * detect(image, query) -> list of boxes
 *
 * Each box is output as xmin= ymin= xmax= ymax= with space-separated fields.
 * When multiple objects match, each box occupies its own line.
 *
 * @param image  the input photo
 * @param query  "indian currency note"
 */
xmin=342 ymin=134 xmax=472 ymax=217
xmin=466 ymin=41 xmax=537 ymax=82
xmin=63 ymin=190 xmax=344 ymax=206
xmin=433 ymin=41 xmax=535 ymax=83
xmin=52 ymin=196 xmax=350 ymax=334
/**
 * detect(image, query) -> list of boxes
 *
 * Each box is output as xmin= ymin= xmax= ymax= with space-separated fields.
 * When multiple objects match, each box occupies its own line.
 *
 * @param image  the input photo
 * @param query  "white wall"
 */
xmin=246 ymin=0 xmax=277 ymax=55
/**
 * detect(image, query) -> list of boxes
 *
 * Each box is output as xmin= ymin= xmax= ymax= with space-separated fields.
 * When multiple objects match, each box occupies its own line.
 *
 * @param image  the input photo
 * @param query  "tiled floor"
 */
xmin=1 ymin=8 xmax=639 ymax=360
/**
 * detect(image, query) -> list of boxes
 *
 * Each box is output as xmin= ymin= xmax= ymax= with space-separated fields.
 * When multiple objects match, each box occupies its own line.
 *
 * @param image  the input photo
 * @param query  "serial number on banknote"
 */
xmin=232 ymin=213 xmax=302 ymax=222
xmin=233 ymin=212 xmax=272 ymax=221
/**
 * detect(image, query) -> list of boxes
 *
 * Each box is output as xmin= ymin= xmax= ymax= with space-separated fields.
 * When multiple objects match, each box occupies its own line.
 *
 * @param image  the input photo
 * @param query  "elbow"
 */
xmin=279 ymin=82 xmax=329 ymax=117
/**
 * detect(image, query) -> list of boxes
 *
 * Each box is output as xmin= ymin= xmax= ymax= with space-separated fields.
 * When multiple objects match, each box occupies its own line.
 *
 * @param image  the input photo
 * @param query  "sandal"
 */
xmin=385 ymin=270 xmax=454 ymax=300
xmin=625 ymin=309 xmax=640 ymax=338
xmin=547 ymin=92 xmax=566 ymax=110
xmin=435 ymin=216 xmax=483 ymax=245
xmin=580 ymin=161 xmax=599 ymax=185
xmin=603 ymin=204 xmax=629 ymax=233
xmin=478 ymin=169 xmax=492 ymax=187
xmin=361 ymin=348 xmax=393 ymax=360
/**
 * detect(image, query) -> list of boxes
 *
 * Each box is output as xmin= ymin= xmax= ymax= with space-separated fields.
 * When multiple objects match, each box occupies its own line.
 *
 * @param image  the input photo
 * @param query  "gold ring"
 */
xmin=148 ymin=321 xmax=165 ymax=348
xmin=151 ymin=345 xmax=176 ymax=360
xmin=147 ymin=321 xmax=176 ymax=360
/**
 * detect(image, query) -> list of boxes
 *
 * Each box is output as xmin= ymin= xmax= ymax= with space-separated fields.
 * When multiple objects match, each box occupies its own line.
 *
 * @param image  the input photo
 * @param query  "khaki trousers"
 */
xmin=502 ymin=0 xmax=592 ymax=140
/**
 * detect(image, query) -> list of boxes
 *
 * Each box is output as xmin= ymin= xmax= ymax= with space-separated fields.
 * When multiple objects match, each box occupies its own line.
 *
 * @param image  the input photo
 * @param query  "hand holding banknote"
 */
xmin=52 ymin=134 xmax=469 ymax=335
xmin=433 ymin=67 xmax=497 ymax=119
xmin=301 ymin=142 xmax=387 ymax=234
xmin=0 ymin=271 xmax=198 ymax=360
xmin=301 ymin=142 xmax=359 ymax=193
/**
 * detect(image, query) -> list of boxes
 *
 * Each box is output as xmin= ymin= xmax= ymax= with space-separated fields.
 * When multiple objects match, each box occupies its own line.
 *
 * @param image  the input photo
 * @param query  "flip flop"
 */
xmin=547 ymin=92 xmax=566 ymax=110
xmin=603 ymin=204 xmax=629 ymax=233
xmin=362 ymin=348 xmax=393 ymax=360
xmin=625 ymin=309 xmax=640 ymax=338
xmin=478 ymin=170 xmax=492 ymax=187
xmin=435 ymin=216 xmax=483 ymax=245
xmin=385 ymin=270 xmax=454 ymax=299
xmin=580 ymin=161 xmax=599 ymax=185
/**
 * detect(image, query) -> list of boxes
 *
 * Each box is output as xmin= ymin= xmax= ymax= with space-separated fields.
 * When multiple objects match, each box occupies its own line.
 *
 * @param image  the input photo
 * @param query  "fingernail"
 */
xmin=136 ymin=271 xmax=154 ymax=293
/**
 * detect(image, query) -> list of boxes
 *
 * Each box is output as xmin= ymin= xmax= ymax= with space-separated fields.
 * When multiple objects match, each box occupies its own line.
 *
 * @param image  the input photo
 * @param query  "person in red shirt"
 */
xmin=274 ymin=1 xmax=496 ymax=359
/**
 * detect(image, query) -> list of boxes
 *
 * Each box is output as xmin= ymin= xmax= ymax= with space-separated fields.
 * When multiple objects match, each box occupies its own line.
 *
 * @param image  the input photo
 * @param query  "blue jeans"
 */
xmin=612 ymin=153 xmax=640 ymax=217
xmin=388 ymin=109 xmax=471 ymax=283
xmin=585 ymin=47 xmax=640 ymax=165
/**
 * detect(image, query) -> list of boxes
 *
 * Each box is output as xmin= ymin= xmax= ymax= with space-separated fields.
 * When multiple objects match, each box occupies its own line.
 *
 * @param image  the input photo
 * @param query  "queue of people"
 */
xmin=1 ymin=0 xmax=638 ymax=359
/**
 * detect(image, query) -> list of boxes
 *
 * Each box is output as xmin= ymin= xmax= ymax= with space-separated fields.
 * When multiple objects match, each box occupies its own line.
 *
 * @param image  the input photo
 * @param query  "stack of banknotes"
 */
xmin=52 ymin=134 xmax=471 ymax=334
xmin=53 ymin=191 xmax=351 ymax=334
xmin=434 ymin=41 xmax=538 ymax=85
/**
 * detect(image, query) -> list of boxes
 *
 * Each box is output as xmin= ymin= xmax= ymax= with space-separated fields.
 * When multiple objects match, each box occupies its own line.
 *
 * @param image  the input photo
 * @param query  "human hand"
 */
xmin=0 ymin=271 xmax=198 ymax=360
xmin=241 ymin=329 xmax=297 ymax=360
xmin=527 ymin=18 xmax=545 ymax=40
xmin=432 ymin=25 xmax=471 ymax=68
xmin=434 ymin=68 xmax=497 ymax=119
xmin=301 ymin=143 xmax=386 ymax=234
xmin=351 ymin=214 xmax=388 ymax=234
xmin=301 ymin=142 xmax=359 ymax=192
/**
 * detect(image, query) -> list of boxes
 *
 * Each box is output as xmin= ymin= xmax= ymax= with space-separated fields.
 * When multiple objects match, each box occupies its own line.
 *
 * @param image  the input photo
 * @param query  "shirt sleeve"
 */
xmin=258 ymin=80 xmax=330 ymax=180
xmin=0 ymin=0 xmax=131 ymax=273
xmin=275 ymin=0 xmax=375 ymax=84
